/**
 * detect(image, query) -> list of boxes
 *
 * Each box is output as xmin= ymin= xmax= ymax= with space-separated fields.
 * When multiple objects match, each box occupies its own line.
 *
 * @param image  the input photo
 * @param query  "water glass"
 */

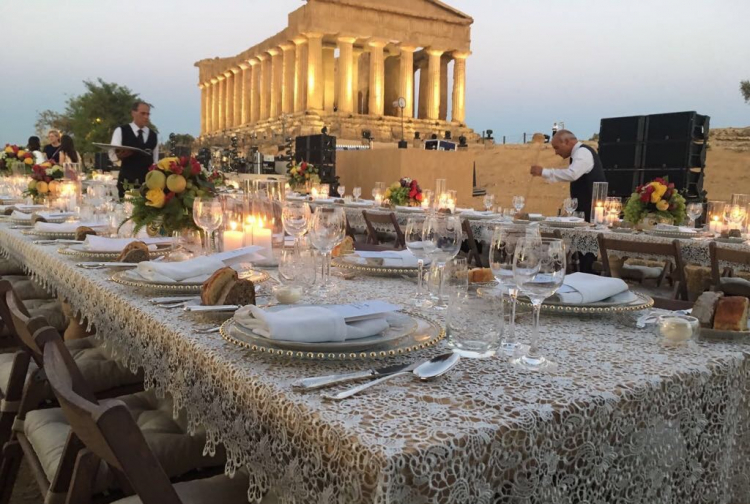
xmin=512 ymin=195 xmax=525 ymax=214
xmin=563 ymin=197 xmax=578 ymax=216
xmin=279 ymin=247 xmax=317 ymax=290
xmin=405 ymin=217 xmax=432 ymax=308
xmin=686 ymin=202 xmax=703 ymax=228
xmin=447 ymin=289 xmax=503 ymax=358
xmin=193 ymin=197 xmax=223 ymax=255
xmin=352 ymin=186 xmax=362 ymax=201
xmin=281 ymin=200 xmax=311 ymax=252
xmin=309 ymin=207 xmax=345 ymax=296
xmin=483 ymin=194 xmax=495 ymax=212
xmin=170 ymin=229 xmax=203 ymax=261
xmin=337 ymin=185 xmax=346 ymax=198
xmin=422 ymin=213 xmax=462 ymax=309
xmin=510 ymin=237 xmax=566 ymax=371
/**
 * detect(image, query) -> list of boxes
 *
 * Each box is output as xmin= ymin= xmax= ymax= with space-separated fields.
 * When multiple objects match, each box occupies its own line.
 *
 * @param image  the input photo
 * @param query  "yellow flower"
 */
xmin=145 ymin=188 xmax=166 ymax=208
xmin=656 ymin=199 xmax=669 ymax=211
xmin=384 ymin=189 xmax=392 ymax=199
xmin=24 ymin=157 xmax=33 ymax=165
xmin=3 ymin=146 xmax=12 ymax=154
xmin=157 ymin=157 xmax=178 ymax=172
xmin=41 ymin=162 xmax=52 ymax=168
xmin=390 ymin=182 xmax=400 ymax=190
xmin=16 ymin=149 xmax=26 ymax=157
xmin=650 ymin=192 xmax=661 ymax=204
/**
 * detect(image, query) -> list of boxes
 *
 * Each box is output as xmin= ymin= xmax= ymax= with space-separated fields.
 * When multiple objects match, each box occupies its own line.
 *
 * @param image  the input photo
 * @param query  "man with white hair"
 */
xmin=530 ymin=129 xmax=606 ymax=222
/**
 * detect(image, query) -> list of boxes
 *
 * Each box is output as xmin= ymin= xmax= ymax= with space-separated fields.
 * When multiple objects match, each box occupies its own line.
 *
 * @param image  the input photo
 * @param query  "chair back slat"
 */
xmin=43 ymin=333 xmax=181 ymax=504
xmin=709 ymin=241 xmax=750 ymax=288
xmin=461 ymin=219 xmax=484 ymax=267
xmin=0 ymin=280 xmax=47 ymax=365
xmin=361 ymin=211 xmax=405 ymax=248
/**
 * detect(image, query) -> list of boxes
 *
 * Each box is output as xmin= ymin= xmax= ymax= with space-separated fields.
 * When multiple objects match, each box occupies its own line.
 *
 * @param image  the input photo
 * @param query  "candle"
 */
xmin=374 ymin=194 xmax=383 ymax=206
xmin=223 ymin=221 xmax=244 ymax=251
xmin=311 ymin=188 xmax=319 ymax=200
xmin=594 ymin=203 xmax=605 ymax=225
xmin=709 ymin=216 xmax=723 ymax=234
xmin=272 ymin=285 xmax=303 ymax=304
xmin=658 ymin=315 xmax=698 ymax=344
xmin=446 ymin=198 xmax=456 ymax=213
xmin=252 ymin=218 xmax=273 ymax=259
xmin=421 ymin=196 xmax=430 ymax=209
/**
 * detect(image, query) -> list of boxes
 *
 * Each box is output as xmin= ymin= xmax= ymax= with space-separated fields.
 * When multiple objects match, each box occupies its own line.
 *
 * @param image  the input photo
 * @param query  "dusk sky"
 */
xmin=1 ymin=0 xmax=748 ymax=144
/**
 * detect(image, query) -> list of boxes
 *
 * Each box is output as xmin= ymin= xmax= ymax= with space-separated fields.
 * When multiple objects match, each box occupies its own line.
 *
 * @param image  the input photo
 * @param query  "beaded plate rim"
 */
xmin=517 ymin=291 xmax=654 ymax=314
xmin=110 ymin=268 xmax=270 ymax=292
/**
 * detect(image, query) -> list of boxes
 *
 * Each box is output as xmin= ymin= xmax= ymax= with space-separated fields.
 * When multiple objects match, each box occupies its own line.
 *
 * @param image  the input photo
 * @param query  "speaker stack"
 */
xmin=598 ymin=111 xmax=709 ymax=200
xmin=294 ymin=134 xmax=337 ymax=186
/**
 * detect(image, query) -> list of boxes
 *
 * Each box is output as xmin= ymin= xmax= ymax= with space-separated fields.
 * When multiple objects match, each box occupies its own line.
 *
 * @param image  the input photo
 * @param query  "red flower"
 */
xmin=164 ymin=192 xmax=175 ymax=203
xmin=11 ymin=146 xmax=18 ymax=154
xmin=300 ymin=162 xmax=307 ymax=172
xmin=668 ymin=183 xmax=675 ymax=189
xmin=636 ymin=185 xmax=643 ymax=193
xmin=416 ymin=193 xmax=424 ymax=202
xmin=148 ymin=164 xmax=157 ymax=172
xmin=179 ymin=156 xmax=188 ymax=167
xmin=191 ymin=161 xmax=202 ymax=176
xmin=640 ymin=193 xmax=650 ymax=203
xmin=645 ymin=185 xmax=655 ymax=194
xmin=44 ymin=176 xmax=51 ymax=183
xmin=170 ymin=162 xmax=184 ymax=176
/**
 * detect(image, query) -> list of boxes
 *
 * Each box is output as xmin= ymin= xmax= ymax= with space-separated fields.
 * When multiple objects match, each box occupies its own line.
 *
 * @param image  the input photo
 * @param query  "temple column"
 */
xmin=210 ymin=78 xmax=219 ymax=132
xmin=306 ymin=33 xmax=324 ymax=111
xmin=217 ymin=74 xmax=226 ymax=130
xmin=240 ymin=63 xmax=250 ymax=125
xmin=269 ymin=48 xmax=282 ymax=118
xmin=352 ymin=46 xmax=362 ymax=114
xmin=451 ymin=52 xmax=468 ymax=123
xmin=337 ymin=37 xmax=356 ymax=114
xmin=281 ymin=43 xmax=295 ymax=114
xmin=368 ymin=40 xmax=386 ymax=117
xmin=323 ymin=44 xmax=335 ymax=112
xmin=249 ymin=58 xmax=260 ymax=123
xmin=293 ymin=37 xmax=308 ymax=112
xmin=417 ymin=58 xmax=428 ymax=119
xmin=232 ymin=67 xmax=242 ymax=127
xmin=224 ymin=71 xmax=234 ymax=128
xmin=398 ymin=46 xmax=416 ymax=119
xmin=199 ymin=83 xmax=206 ymax=135
xmin=439 ymin=55 xmax=449 ymax=121
xmin=258 ymin=53 xmax=270 ymax=120
xmin=425 ymin=48 xmax=443 ymax=121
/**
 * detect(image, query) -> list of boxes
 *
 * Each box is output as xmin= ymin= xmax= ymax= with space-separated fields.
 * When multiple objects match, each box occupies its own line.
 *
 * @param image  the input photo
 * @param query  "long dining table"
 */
xmin=0 ymin=222 xmax=749 ymax=503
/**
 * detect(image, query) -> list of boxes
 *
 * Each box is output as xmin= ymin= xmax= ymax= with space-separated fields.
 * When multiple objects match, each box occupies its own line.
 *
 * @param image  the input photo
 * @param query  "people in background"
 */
xmin=43 ymin=129 xmax=62 ymax=163
xmin=59 ymin=135 xmax=82 ymax=179
xmin=27 ymin=136 xmax=45 ymax=164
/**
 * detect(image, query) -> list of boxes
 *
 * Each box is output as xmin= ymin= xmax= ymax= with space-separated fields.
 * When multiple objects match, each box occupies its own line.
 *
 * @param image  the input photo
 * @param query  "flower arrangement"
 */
xmin=287 ymin=161 xmax=320 ymax=188
xmin=1 ymin=144 xmax=33 ymax=175
xmin=384 ymin=178 xmax=423 ymax=206
xmin=25 ymin=161 xmax=64 ymax=198
xmin=624 ymin=177 xmax=686 ymax=226
xmin=125 ymin=156 xmax=220 ymax=235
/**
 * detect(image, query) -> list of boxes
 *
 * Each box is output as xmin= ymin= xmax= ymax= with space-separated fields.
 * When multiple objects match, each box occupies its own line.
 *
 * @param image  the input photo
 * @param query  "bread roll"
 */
xmin=692 ymin=291 xmax=724 ymax=328
xmin=713 ymin=297 xmax=749 ymax=332
xmin=75 ymin=226 xmax=97 ymax=241
xmin=222 ymin=279 xmax=256 ymax=306
xmin=332 ymin=236 xmax=354 ymax=257
xmin=117 ymin=241 xmax=150 ymax=263
xmin=468 ymin=268 xmax=494 ymax=283
xmin=201 ymin=267 xmax=238 ymax=306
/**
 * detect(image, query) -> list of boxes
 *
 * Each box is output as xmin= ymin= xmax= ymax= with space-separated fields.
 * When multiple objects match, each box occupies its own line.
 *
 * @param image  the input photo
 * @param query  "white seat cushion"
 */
xmin=112 ymin=473 xmax=278 ymax=504
xmin=621 ymin=264 xmax=663 ymax=280
xmin=24 ymin=390 xmax=224 ymax=494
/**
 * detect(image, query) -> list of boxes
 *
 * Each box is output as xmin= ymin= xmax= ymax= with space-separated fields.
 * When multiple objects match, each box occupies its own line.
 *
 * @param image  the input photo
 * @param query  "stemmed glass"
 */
xmin=309 ymin=207 xmax=345 ymax=297
xmin=405 ymin=217 xmax=433 ymax=308
xmin=489 ymin=224 xmax=540 ymax=354
xmin=352 ymin=187 xmax=362 ymax=201
xmin=192 ymin=197 xmax=223 ymax=255
xmin=512 ymin=195 xmax=525 ymax=215
xmin=728 ymin=204 xmax=746 ymax=230
xmin=510 ymin=237 xmax=566 ymax=371
xmin=483 ymin=194 xmax=495 ymax=212
xmin=337 ymin=185 xmax=346 ymax=198
xmin=281 ymin=200 xmax=311 ymax=253
xmin=686 ymin=202 xmax=703 ymax=228
xmin=422 ymin=213 xmax=462 ymax=309
xmin=563 ymin=197 xmax=578 ymax=217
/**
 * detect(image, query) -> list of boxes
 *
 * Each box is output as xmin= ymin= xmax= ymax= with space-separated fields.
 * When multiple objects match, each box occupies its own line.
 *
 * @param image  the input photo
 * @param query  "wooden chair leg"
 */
xmin=0 ymin=439 xmax=23 ymax=504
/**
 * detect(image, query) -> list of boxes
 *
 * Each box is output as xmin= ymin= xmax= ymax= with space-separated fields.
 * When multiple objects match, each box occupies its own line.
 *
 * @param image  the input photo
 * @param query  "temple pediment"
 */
xmin=307 ymin=0 xmax=473 ymax=25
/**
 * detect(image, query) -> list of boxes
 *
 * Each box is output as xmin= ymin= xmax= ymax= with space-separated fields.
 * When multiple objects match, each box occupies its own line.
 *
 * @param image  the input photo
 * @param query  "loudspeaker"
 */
xmin=93 ymin=153 xmax=113 ymax=171
xmin=295 ymin=134 xmax=336 ymax=152
xmin=598 ymin=143 xmax=643 ymax=170
xmin=599 ymin=115 xmax=646 ymax=144
xmin=605 ymin=170 xmax=641 ymax=198
xmin=645 ymin=111 xmax=710 ymax=142
xmin=642 ymin=168 xmax=703 ymax=196
xmin=642 ymin=141 xmax=706 ymax=169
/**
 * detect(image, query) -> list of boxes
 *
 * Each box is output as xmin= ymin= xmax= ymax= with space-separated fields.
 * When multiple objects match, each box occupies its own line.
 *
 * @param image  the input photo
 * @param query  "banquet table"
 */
xmin=318 ymin=201 xmax=750 ymax=270
xmin=0 ymin=224 xmax=749 ymax=504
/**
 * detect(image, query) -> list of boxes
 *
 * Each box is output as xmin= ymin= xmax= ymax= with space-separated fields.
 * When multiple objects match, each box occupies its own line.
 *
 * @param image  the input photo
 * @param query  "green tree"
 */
xmin=35 ymin=78 xmax=143 ymax=153
xmin=741 ymin=80 xmax=750 ymax=103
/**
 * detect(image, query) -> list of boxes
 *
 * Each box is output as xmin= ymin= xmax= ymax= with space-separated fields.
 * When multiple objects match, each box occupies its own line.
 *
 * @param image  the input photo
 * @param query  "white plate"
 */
xmin=111 ymin=268 xmax=270 ymax=292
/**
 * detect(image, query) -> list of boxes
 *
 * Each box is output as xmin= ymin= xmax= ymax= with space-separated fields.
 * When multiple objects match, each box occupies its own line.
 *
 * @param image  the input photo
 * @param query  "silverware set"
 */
xmin=33 ymin=239 xmax=83 ymax=245
xmin=294 ymin=352 xmax=460 ymax=400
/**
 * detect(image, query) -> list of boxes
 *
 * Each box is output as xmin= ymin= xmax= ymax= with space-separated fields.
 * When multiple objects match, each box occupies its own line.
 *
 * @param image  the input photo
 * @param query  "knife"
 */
xmin=184 ymin=305 xmax=239 ymax=313
xmin=292 ymin=361 xmax=420 ymax=391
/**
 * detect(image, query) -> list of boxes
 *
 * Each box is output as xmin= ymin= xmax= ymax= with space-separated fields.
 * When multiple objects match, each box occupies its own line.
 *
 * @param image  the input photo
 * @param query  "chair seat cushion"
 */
xmin=720 ymin=277 xmax=750 ymax=298
xmin=24 ymin=390 xmax=224 ymax=494
xmin=0 ymin=258 xmax=25 ymax=276
xmin=621 ymin=264 xmax=663 ymax=280
xmin=0 ymin=336 xmax=141 ymax=396
xmin=0 ymin=299 xmax=67 ymax=339
xmin=0 ymin=275 xmax=53 ymax=300
xmin=111 ymin=473 xmax=269 ymax=504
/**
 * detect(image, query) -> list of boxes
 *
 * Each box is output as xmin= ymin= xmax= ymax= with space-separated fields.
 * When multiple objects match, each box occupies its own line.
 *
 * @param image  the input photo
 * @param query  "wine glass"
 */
xmin=337 ymin=185 xmax=346 ymax=198
xmin=309 ymin=207 xmax=345 ymax=297
xmin=192 ymin=197 xmax=223 ymax=255
xmin=563 ymin=197 xmax=578 ymax=217
xmin=405 ymin=217 xmax=433 ymax=308
xmin=372 ymin=182 xmax=384 ymax=199
xmin=728 ymin=204 xmax=746 ymax=230
xmin=352 ymin=186 xmax=362 ymax=201
xmin=489 ymin=224 xmax=540 ymax=354
xmin=510 ymin=237 xmax=566 ymax=371
xmin=282 ymin=200 xmax=311 ymax=253
xmin=686 ymin=202 xmax=703 ymax=228
xmin=483 ymin=194 xmax=495 ymax=212
xmin=422 ymin=213 xmax=462 ymax=309
xmin=512 ymin=195 xmax=525 ymax=214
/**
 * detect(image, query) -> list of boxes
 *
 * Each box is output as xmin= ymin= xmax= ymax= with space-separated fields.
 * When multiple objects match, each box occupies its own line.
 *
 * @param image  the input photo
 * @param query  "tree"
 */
xmin=742 ymin=80 xmax=750 ymax=104
xmin=34 ymin=110 xmax=71 ymax=138
xmin=35 ymin=78 xmax=143 ymax=153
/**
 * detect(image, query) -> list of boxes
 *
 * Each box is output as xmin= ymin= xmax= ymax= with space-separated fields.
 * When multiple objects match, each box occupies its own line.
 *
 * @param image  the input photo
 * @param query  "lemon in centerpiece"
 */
xmin=145 ymin=170 xmax=167 ymax=190
xmin=166 ymin=174 xmax=187 ymax=193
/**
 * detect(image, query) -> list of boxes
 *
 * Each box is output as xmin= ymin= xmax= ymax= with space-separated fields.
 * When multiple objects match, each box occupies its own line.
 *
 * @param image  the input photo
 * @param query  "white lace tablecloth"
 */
xmin=1 ymin=224 xmax=749 ymax=503
xmin=329 ymin=203 xmax=750 ymax=270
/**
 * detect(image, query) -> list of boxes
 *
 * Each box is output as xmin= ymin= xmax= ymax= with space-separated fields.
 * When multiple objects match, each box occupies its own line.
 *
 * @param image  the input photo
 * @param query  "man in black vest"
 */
xmin=529 ymin=129 xmax=606 ymax=222
xmin=108 ymin=101 xmax=159 ymax=198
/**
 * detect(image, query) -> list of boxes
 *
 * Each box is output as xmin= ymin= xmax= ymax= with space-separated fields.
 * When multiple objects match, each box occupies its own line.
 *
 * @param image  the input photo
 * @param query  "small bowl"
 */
xmin=272 ymin=284 xmax=304 ymax=304
xmin=657 ymin=315 xmax=700 ymax=345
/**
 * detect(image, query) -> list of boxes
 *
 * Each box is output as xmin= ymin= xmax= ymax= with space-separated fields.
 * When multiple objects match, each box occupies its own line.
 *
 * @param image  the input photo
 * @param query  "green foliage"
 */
xmin=742 ymin=80 xmax=750 ymax=104
xmin=387 ymin=186 xmax=410 ymax=206
xmin=124 ymin=191 xmax=200 ymax=237
xmin=34 ymin=110 xmax=71 ymax=138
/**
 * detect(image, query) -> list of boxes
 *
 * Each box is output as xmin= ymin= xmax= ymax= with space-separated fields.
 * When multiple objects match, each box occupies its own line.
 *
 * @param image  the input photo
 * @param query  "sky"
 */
xmin=1 ymin=0 xmax=749 ymax=144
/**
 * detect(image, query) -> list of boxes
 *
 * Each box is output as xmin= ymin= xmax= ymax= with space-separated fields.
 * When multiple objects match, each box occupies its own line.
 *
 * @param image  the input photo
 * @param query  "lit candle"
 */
xmin=223 ymin=221 xmax=244 ymax=251
xmin=374 ymin=194 xmax=383 ymax=206
xmin=311 ymin=188 xmax=319 ymax=200
xmin=446 ymin=198 xmax=456 ymax=213
xmin=594 ymin=203 xmax=605 ymax=225
xmin=709 ymin=216 xmax=722 ymax=234
xmin=252 ymin=217 xmax=273 ymax=259
xmin=421 ymin=196 xmax=430 ymax=209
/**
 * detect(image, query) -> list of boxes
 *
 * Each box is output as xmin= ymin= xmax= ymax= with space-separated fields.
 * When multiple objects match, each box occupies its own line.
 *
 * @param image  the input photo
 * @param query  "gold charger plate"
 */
xmin=643 ymin=229 xmax=699 ymax=239
xmin=517 ymin=291 xmax=654 ymax=314
xmin=59 ymin=242 xmax=175 ymax=261
xmin=332 ymin=256 xmax=419 ymax=277
xmin=219 ymin=310 xmax=444 ymax=360
xmin=111 ymin=268 xmax=270 ymax=292
xmin=543 ymin=220 xmax=592 ymax=229
xmin=23 ymin=229 xmax=81 ymax=239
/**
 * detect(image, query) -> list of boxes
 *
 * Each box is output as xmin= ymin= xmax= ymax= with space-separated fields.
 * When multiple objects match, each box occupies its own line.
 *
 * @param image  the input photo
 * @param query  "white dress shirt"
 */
xmin=541 ymin=142 xmax=594 ymax=183
xmin=108 ymin=122 xmax=159 ymax=164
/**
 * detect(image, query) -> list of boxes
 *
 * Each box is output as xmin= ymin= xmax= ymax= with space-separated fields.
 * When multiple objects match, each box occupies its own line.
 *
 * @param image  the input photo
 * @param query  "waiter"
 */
xmin=109 ymin=101 xmax=159 ymax=198
xmin=529 ymin=129 xmax=606 ymax=222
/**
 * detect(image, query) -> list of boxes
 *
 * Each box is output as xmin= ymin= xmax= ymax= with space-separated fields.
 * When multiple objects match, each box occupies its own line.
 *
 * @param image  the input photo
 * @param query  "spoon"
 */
xmin=321 ymin=352 xmax=460 ymax=401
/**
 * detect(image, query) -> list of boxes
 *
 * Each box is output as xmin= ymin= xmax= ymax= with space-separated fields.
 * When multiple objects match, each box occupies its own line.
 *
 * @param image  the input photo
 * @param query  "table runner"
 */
xmin=0 ymin=224 xmax=748 ymax=503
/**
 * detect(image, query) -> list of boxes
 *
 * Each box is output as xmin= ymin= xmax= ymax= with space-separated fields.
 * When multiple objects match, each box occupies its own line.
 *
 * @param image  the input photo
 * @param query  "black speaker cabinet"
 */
xmin=599 ymin=142 xmax=643 ymax=170
xmin=605 ymin=170 xmax=641 ymax=198
xmin=599 ymin=115 xmax=646 ymax=144
xmin=642 ymin=141 xmax=706 ymax=169
xmin=645 ymin=112 xmax=710 ymax=142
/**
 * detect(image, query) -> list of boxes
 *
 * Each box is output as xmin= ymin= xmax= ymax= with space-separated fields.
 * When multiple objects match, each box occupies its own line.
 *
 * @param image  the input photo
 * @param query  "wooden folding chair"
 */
xmin=709 ymin=241 xmax=750 ymax=298
xmin=361 ymin=210 xmax=405 ymax=249
xmin=540 ymin=229 xmax=578 ymax=273
xmin=461 ymin=219 xmax=484 ymax=267
xmin=597 ymin=234 xmax=688 ymax=300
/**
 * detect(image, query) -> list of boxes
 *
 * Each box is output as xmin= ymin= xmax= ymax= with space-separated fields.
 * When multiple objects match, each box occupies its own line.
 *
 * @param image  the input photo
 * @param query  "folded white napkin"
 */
xmin=34 ymin=221 xmax=106 ymax=233
xmin=395 ymin=205 xmax=423 ymax=212
xmin=136 ymin=256 xmax=225 ymax=283
xmin=655 ymin=224 xmax=696 ymax=234
xmin=83 ymin=236 xmax=172 ymax=252
xmin=353 ymin=250 xmax=421 ymax=267
xmin=234 ymin=305 xmax=389 ymax=343
xmin=36 ymin=211 xmax=76 ymax=221
xmin=557 ymin=273 xmax=628 ymax=304
xmin=546 ymin=216 xmax=585 ymax=223
xmin=460 ymin=210 xmax=496 ymax=218
xmin=10 ymin=210 xmax=31 ymax=221
xmin=13 ymin=204 xmax=46 ymax=212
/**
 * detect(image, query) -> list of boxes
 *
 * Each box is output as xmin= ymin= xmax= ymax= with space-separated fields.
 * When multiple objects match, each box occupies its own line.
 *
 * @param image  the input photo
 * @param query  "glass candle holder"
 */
xmin=590 ymin=182 xmax=609 ymax=225
xmin=435 ymin=178 xmax=447 ymax=197
xmin=707 ymin=201 xmax=727 ymax=234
